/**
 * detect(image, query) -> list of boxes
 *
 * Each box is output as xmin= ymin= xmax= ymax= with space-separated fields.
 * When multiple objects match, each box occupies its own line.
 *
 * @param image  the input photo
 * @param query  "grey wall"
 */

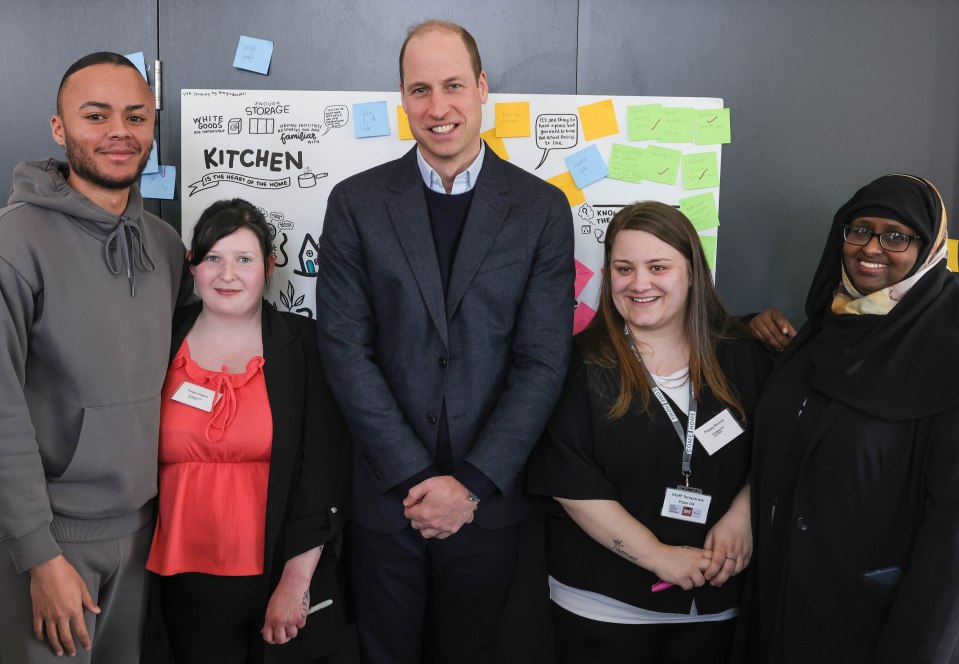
xmin=3 ymin=0 xmax=958 ymax=322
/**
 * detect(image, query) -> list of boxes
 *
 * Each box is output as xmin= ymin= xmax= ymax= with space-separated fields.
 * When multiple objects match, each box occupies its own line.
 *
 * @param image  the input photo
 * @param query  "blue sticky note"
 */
xmin=140 ymin=165 xmax=176 ymax=200
xmin=142 ymin=140 xmax=159 ymax=175
xmin=352 ymin=101 xmax=390 ymax=139
xmin=564 ymin=144 xmax=608 ymax=189
xmin=233 ymin=36 xmax=274 ymax=75
xmin=124 ymin=52 xmax=148 ymax=81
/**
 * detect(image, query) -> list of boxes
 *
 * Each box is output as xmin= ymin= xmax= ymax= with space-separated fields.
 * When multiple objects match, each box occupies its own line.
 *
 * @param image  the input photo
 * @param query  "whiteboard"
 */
xmin=181 ymin=90 xmax=723 ymax=326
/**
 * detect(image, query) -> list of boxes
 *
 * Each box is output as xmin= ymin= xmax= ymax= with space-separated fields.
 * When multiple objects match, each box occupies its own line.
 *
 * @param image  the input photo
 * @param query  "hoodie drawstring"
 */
xmin=104 ymin=217 xmax=157 ymax=297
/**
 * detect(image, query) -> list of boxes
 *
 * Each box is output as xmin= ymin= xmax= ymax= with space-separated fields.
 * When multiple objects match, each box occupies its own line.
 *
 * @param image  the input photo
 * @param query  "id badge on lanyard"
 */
xmin=623 ymin=324 xmax=712 ymax=524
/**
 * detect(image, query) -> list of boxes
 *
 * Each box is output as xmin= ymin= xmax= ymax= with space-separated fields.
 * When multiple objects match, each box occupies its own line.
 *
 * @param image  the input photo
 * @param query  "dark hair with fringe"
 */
xmin=57 ymin=52 xmax=143 ymax=115
xmin=581 ymin=201 xmax=747 ymax=421
xmin=189 ymin=198 xmax=274 ymax=279
xmin=399 ymin=20 xmax=482 ymax=83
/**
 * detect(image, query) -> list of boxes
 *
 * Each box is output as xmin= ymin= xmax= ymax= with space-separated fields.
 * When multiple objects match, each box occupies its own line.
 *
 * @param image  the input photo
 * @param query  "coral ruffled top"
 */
xmin=147 ymin=339 xmax=272 ymax=576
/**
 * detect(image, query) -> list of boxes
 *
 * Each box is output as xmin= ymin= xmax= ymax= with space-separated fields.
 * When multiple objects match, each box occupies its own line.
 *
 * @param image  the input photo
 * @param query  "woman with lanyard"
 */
xmin=528 ymin=202 xmax=771 ymax=663
xmin=747 ymin=174 xmax=959 ymax=663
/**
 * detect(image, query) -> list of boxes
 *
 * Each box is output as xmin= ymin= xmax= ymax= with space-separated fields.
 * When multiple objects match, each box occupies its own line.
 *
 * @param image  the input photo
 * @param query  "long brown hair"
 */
xmin=583 ymin=201 xmax=747 ymax=420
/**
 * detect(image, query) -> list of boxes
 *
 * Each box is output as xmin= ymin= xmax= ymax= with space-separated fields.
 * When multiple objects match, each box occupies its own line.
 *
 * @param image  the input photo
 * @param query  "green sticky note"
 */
xmin=679 ymin=193 xmax=720 ymax=231
xmin=695 ymin=108 xmax=731 ymax=145
xmin=627 ymin=104 xmax=664 ymax=141
xmin=660 ymin=107 xmax=695 ymax=143
xmin=682 ymin=152 xmax=720 ymax=190
xmin=641 ymin=146 xmax=682 ymax=185
xmin=699 ymin=234 xmax=717 ymax=270
xmin=608 ymin=144 xmax=646 ymax=183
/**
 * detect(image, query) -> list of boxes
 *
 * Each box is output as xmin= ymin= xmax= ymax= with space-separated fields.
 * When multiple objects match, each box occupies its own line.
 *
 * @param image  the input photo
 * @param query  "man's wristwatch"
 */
xmin=467 ymin=491 xmax=481 ymax=504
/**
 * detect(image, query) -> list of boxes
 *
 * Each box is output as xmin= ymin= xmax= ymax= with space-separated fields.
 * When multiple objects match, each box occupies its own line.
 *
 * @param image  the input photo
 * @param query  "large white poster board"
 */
xmin=181 ymin=90 xmax=725 ymax=329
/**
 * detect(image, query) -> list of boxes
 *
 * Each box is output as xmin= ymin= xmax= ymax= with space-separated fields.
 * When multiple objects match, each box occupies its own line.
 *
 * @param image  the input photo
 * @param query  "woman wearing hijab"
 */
xmin=748 ymin=174 xmax=959 ymax=663
xmin=528 ymin=202 xmax=771 ymax=663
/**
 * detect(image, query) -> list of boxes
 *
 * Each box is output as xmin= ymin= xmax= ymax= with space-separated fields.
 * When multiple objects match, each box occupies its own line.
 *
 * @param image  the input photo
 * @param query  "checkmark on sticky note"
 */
xmin=679 ymin=192 xmax=720 ymax=231
xmin=495 ymin=102 xmax=531 ymax=138
xmin=608 ymin=144 xmax=645 ymax=183
xmin=641 ymin=146 xmax=682 ymax=185
xmin=627 ymin=104 xmax=664 ymax=141
xmin=353 ymin=101 xmax=390 ymax=138
xmin=546 ymin=171 xmax=586 ymax=208
xmin=695 ymin=108 xmax=731 ymax=145
xmin=578 ymin=98 xmax=619 ymax=141
xmin=682 ymin=152 xmax=720 ymax=189
xmin=233 ymin=36 xmax=274 ymax=75
xmin=564 ymin=144 xmax=608 ymax=189
xmin=660 ymin=107 xmax=695 ymax=143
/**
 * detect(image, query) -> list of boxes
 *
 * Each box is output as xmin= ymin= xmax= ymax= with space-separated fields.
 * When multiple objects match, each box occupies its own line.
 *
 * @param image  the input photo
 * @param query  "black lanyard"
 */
xmin=623 ymin=324 xmax=697 ymax=486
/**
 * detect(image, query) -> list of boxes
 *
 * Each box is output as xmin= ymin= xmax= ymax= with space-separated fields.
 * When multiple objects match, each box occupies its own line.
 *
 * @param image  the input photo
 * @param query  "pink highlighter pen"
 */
xmin=651 ymin=580 xmax=674 ymax=592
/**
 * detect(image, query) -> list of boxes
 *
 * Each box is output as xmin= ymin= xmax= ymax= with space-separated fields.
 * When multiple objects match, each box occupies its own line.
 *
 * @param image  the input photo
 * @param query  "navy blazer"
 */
xmin=316 ymin=144 xmax=574 ymax=533
xmin=167 ymin=301 xmax=350 ymax=662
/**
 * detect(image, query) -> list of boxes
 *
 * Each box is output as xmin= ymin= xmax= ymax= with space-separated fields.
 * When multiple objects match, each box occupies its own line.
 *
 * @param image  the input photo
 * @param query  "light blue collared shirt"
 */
xmin=415 ymin=142 xmax=486 ymax=195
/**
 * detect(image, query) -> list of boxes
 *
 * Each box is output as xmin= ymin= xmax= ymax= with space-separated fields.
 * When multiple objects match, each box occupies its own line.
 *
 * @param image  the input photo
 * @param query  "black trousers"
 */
xmin=350 ymin=522 xmax=520 ymax=664
xmin=551 ymin=603 xmax=736 ymax=664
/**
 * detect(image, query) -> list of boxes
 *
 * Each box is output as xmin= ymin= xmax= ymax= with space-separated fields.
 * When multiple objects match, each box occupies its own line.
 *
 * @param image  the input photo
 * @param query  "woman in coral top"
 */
xmin=146 ymin=198 xmax=349 ymax=663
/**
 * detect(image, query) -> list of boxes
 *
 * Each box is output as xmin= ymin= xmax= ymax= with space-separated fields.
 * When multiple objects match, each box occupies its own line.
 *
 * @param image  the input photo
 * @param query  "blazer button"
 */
xmin=794 ymin=515 xmax=810 ymax=532
xmin=438 ymin=357 xmax=448 ymax=368
xmin=426 ymin=414 xmax=437 ymax=424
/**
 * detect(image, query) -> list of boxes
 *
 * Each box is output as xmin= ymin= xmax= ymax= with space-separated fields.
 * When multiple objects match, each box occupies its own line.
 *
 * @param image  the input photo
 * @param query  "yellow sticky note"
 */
xmin=396 ymin=106 xmax=413 ymax=141
xmin=495 ymin=102 xmax=531 ymax=138
xmin=546 ymin=171 xmax=586 ymax=208
xmin=578 ymin=99 xmax=619 ymax=142
xmin=481 ymin=128 xmax=510 ymax=161
xmin=949 ymin=239 xmax=958 ymax=272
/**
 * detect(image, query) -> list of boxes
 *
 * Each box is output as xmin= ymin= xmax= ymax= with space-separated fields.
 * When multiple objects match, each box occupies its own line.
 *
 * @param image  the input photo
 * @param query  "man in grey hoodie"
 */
xmin=0 ymin=52 xmax=190 ymax=661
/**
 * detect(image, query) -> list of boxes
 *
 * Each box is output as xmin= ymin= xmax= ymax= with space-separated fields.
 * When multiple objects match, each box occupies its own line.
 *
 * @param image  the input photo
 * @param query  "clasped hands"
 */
xmin=403 ymin=475 xmax=478 ymax=539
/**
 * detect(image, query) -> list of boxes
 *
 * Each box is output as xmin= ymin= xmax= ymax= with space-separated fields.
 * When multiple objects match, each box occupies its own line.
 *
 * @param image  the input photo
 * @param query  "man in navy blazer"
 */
xmin=315 ymin=20 xmax=573 ymax=664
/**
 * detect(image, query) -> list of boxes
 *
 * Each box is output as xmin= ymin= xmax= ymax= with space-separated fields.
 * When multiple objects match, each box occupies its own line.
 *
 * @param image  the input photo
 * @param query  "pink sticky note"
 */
xmin=573 ymin=302 xmax=597 ymax=335
xmin=574 ymin=260 xmax=594 ymax=299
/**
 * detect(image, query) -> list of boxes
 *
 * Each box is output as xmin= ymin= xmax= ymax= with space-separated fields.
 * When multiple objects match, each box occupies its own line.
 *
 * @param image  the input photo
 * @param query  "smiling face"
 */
xmin=842 ymin=216 xmax=921 ymax=295
xmin=51 ymin=63 xmax=155 ymax=197
xmin=400 ymin=28 xmax=488 ymax=183
xmin=610 ymin=229 xmax=691 ymax=337
xmin=190 ymin=228 xmax=273 ymax=319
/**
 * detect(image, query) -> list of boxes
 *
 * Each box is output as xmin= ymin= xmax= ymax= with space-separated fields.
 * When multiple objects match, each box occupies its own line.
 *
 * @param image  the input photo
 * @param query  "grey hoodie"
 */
xmin=0 ymin=159 xmax=189 ymax=572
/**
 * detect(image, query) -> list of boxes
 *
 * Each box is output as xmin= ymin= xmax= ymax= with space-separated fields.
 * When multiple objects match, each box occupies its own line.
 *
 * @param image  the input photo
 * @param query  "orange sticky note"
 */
xmin=481 ymin=128 xmax=510 ymax=161
xmin=578 ymin=99 xmax=619 ymax=142
xmin=546 ymin=171 xmax=586 ymax=208
xmin=949 ymin=239 xmax=958 ymax=272
xmin=397 ymin=106 xmax=413 ymax=141
xmin=495 ymin=101 xmax=531 ymax=138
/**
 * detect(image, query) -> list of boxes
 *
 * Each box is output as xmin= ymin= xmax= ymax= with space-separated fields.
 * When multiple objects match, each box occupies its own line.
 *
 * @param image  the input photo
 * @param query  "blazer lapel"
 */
xmin=446 ymin=149 xmax=512 ymax=319
xmin=261 ymin=303 xmax=299 ymax=577
xmin=387 ymin=149 xmax=449 ymax=347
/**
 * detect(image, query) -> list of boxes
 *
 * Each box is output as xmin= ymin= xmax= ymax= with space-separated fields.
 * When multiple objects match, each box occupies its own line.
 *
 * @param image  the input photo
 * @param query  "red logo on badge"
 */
xmin=682 ymin=506 xmax=693 ymax=517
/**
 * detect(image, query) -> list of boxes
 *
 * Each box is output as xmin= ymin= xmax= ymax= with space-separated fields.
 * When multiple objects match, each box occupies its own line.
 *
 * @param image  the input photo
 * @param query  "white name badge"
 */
xmin=171 ymin=381 xmax=220 ymax=412
xmin=661 ymin=486 xmax=712 ymax=524
xmin=694 ymin=409 xmax=744 ymax=455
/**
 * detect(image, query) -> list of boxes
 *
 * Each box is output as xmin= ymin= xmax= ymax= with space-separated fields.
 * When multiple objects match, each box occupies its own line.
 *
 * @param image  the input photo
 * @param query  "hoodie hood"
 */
xmin=9 ymin=159 xmax=155 ymax=295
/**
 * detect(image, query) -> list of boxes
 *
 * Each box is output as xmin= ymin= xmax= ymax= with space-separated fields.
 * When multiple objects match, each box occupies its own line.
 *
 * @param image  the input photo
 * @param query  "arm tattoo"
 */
xmin=610 ymin=538 xmax=639 ymax=563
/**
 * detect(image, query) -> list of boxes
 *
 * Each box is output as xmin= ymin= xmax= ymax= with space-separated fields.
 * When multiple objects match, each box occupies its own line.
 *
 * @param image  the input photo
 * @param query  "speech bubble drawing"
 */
xmin=269 ymin=211 xmax=285 ymax=223
xmin=322 ymin=105 xmax=349 ymax=135
xmin=535 ymin=114 xmax=579 ymax=169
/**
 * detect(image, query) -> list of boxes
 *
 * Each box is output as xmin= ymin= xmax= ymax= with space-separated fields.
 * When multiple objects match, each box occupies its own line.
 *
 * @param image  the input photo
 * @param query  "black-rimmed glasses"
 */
xmin=841 ymin=225 xmax=923 ymax=253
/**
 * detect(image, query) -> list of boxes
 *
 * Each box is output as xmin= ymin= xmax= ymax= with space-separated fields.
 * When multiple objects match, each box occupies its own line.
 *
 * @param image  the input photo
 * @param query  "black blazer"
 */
xmin=316 ymin=144 xmax=574 ymax=533
xmin=164 ymin=301 xmax=350 ymax=662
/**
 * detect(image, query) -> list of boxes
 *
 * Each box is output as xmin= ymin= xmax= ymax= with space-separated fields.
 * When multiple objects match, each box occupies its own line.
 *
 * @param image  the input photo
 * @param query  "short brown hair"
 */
xmin=399 ymin=20 xmax=482 ymax=83
xmin=583 ymin=201 xmax=747 ymax=420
